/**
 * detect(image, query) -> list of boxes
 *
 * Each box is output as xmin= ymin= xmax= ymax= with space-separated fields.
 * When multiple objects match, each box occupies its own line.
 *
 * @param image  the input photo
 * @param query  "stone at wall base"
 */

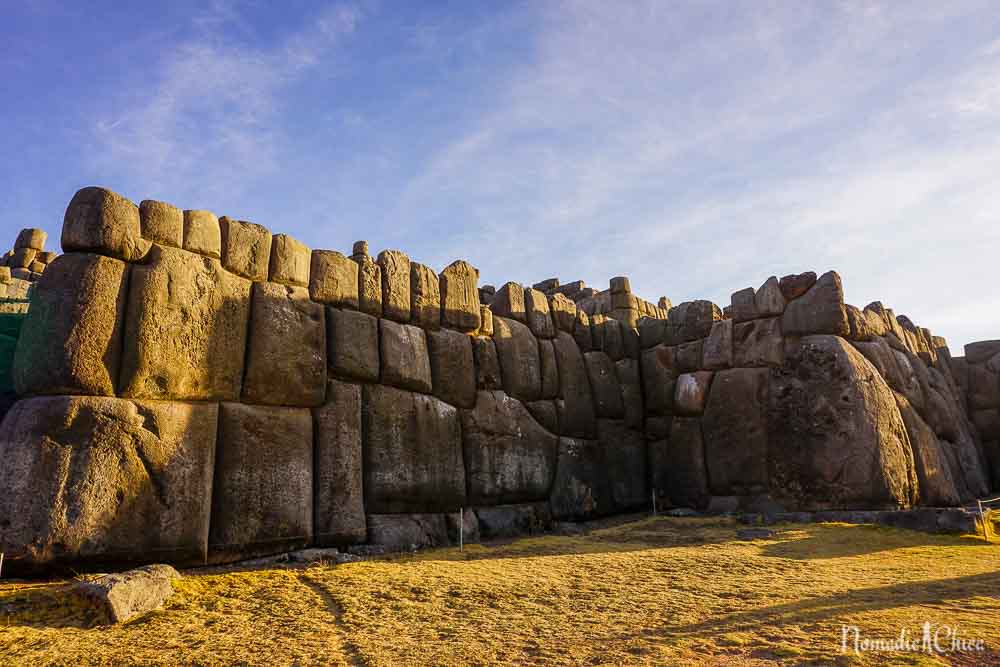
xmin=72 ymin=564 xmax=180 ymax=625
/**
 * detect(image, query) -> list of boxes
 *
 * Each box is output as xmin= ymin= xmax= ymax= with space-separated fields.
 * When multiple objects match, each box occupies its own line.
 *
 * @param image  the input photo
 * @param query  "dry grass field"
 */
xmin=1 ymin=517 xmax=999 ymax=666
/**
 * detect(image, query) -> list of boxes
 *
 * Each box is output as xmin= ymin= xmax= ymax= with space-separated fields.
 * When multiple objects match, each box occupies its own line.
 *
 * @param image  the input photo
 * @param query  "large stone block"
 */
xmin=553 ymin=331 xmax=597 ymax=438
xmin=119 ymin=245 xmax=251 ymax=401
xmin=378 ymin=250 xmax=411 ymax=322
xmin=310 ymin=250 xmax=359 ymax=308
xmin=781 ymin=270 xmax=849 ymax=337
xmin=461 ymin=390 xmax=558 ymax=505
xmin=584 ymin=351 xmax=624 ymax=418
xmin=182 ymin=210 xmax=221 ymax=258
xmin=966 ymin=340 xmax=1000 ymax=365
xmin=426 ymin=328 xmax=476 ymax=408
xmin=639 ymin=317 xmax=667 ymax=349
xmin=440 ymin=260 xmax=481 ymax=331
xmin=473 ymin=336 xmax=503 ymax=390
xmin=327 ymin=307 xmax=379 ymax=383
xmin=702 ymin=368 xmax=769 ymax=495
xmin=491 ymin=282 xmax=526 ymax=323
xmin=733 ymin=317 xmax=784 ymax=368
xmin=14 ymin=253 xmax=128 ymax=396
xmin=269 ymin=234 xmax=310 ymax=287
xmin=10 ymin=247 xmax=36 ymax=269
xmin=667 ymin=300 xmax=721 ymax=344
xmin=139 ymin=200 xmax=183 ymax=248
xmin=209 ymin=403 xmax=313 ymax=562
xmin=548 ymin=293 xmax=577 ymax=332
xmin=702 ymin=319 xmax=733 ymax=370
xmin=62 ymin=187 xmax=147 ymax=262
xmin=968 ymin=364 xmax=999 ymax=410
xmin=356 ymin=255 xmax=383 ymax=317
xmin=674 ymin=371 xmax=714 ymax=416
xmin=313 ymin=379 xmax=366 ymax=546
xmin=730 ymin=287 xmax=757 ymax=323
xmin=410 ymin=262 xmax=441 ymax=329
xmin=478 ymin=305 xmax=494 ymax=337
xmin=493 ymin=316 xmax=542 ymax=402
xmin=363 ymin=384 xmax=465 ymax=513
xmin=894 ymin=392 xmax=961 ymax=507
xmin=549 ymin=437 xmax=613 ymax=520
xmin=475 ymin=503 xmax=552 ymax=539
xmin=676 ymin=340 xmax=703 ymax=372
xmin=768 ymin=336 xmax=918 ymax=510
xmin=524 ymin=287 xmax=555 ymax=339
xmin=219 ymin=217 xmax=272 ymax=282
xmin=754 ymin=276 xmax=785 ymax=317
xmin=641 ymin=344 xmax=677 ymax=416
xmin=664 ymin=417 xmax=710 ymax=509
xmin=380 ymin=319 xmax=432 ymax=393
xmin=526 ymin=399 xmax=559 ymax=433
xmin=242 ymin=283 xmax=326 ymax=407
xmin=598 ymin=420 xmax=647 ymax=511
xmin=0 ymin=396 xmax=217 ymax=572
xmin=616 ymin=357 xmax=644 ymax=430
xmin=779 ymin=271 xmax=816 ymax=301
xmin=573 ymin=308 xmax=593 ymax=352
xmin=15 ymin=227 xmax=47 ymax=251
xmin=539 ymin=339 xmax=559 ymax=399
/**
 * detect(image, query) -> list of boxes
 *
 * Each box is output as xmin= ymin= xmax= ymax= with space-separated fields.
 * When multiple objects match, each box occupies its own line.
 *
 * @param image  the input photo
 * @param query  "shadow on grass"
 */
xmin=759 ymin=523 xmax=992 ymax=561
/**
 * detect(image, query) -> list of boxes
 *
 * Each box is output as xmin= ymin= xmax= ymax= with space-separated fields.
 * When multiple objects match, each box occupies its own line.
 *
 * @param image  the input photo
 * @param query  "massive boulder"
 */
xmin=493 ymin=316 xmax=542 ymax=402
xmin=524 ymin=288 xmax=556 ymax=339
xmin=549 ymin=437 xmax=613 ymax=520
xmin=553 ymin=331 xmax=597 ymax=438
xmin=363 ymin=384 xmax=465 ymax=513
xmin=663 ymin=417 xmax=710 ymax=509
xmin=356 ymin=255 xmax=383 ymax=317
xmin=219 ymin=217 xmax=271 ymax=282
xmin=472 ymin=336 xmax=503 ymax=390
xmin=139 ymin=200 xmax=183 ymax=248
xmin=733 ymin=317 xmax=784 ymax=368
xmin=327 ymin=307 xmax=380 ymax=383
xmin=377 ymin=250 xmax=411 ymax=322
xmin=584 ymin=351 xmax=624 ymax=418
xmin=379 ymin=319 xmax=433 ymax=393
xmin=209 ymin=403 xmax=313 ymax=562
xmin=0 ymin=396 xmax=217 ymax=572
xmin=616 ymin=358 xmax=644 ymax=430
xmin=119 ymin=245 xmax=252 ymax=401
xmin=641 ymin=344 xmax=676 ymax=417
xmin=598 ymin=420 xmax=647 ymax=511
xmin=768 ymin=336 xmax=918 ymax=510
xmin=460 ymin=390 xmax=558 ymax=505
xmin=440 ymin=260 xmax=481 ymax=332
xmin=893 ymin=392 xmax=961 ymax=507
xmin=426 ymin=328 xmax=476 ymax=408
xmin=13 ymin=253 xmax=128 ymax=396
xmin=313 ymin=379 xmax=366 ymax=546
xmin=268 ymin=234 xmax=310 ymax=287
xmin=409 ymin=262 xmax=441 ymax=329
xmin=62 ymin=187 xmax=147 ymax=262
xmin=781 ymin=271 xmax=850 ymax=337
xmin=242 ymin=283 xmax=326 ymax=407
xmin=183 ymin=210 xmax=221 ymax=258
xmin=310 ymin=250 xmax=359 ymax=309
xmin=539 ymin=339 xmax=559 ymax=399
xmin=702 ymin=368 xmax=769 ymax=496
xmin=491 ymin=282 xmax=526 ymax=323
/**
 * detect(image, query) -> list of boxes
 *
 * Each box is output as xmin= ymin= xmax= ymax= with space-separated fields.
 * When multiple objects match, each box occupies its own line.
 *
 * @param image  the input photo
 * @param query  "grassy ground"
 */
xmin=1 ymin=517 xmax=999 ymax=666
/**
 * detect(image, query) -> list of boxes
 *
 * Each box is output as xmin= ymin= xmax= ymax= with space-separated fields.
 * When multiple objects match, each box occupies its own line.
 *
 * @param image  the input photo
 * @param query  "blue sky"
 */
xmin=2 ymin=1 xmax=999 ymax=351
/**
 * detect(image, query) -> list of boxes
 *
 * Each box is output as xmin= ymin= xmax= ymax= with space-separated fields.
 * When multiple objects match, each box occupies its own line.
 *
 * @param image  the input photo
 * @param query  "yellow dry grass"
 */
xmin=1 ymin=517 xmax=999 ymax=666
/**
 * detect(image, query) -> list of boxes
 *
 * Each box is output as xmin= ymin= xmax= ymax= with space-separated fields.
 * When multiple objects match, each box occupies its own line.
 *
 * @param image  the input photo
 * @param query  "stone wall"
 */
xmin=952 ymin=340 xmax=1000 ymax=487
xmin=0 ymin=186 xmax=993 ymax=573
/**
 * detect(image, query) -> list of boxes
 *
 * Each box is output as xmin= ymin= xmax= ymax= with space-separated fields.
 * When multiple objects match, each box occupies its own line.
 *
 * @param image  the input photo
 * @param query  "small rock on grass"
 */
xmin=736 ymin=528 xmax=775 ymax=541
xmin=72 ymin=564 xmax=180 ymax=624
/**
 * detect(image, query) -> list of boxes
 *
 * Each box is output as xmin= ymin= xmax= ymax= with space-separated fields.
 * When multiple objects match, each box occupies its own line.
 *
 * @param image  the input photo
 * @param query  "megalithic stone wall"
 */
xmin=952 ymin=340 xmax=1000 ymax=486
xmin=0 ymin=185 xmax=994 ymax=573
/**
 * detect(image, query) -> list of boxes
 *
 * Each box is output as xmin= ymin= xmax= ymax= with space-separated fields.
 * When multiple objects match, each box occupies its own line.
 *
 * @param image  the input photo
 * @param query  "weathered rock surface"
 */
xmin=733 ymin=317 xmax=784 ymax=367
xmin=62 ymin=187 xmax=147 ymax=262
xmin=15 ymin=228 xmax=47 ymax=251
xmin=426 ymin=328 xmax=476 ymax=408
xmin=139 ymin=200 xmax=183 ymax=248
xmin=327 ymin=307 xmax=380 ymax=383
xmin=598 ymin=420 xmax=647 ymax=511
xmin=475 ymin=503 xmax=552 ymax=539
xmin=119 ymin=245 xmax=251 ymax=401
xmin=210 ymin=403 xmax=313 ymax=562
xmin=894 ymin=392 xmax=961 ymax=507
xmin=553 ymin=331 xmax=597 ymax=438
xmin=493 ymin=316 xmax=542 ymax=402
xmin=549 ymin=293 xmax=577 ymax=332
xmin=472 ymin=336 xmax=503 ymax=390
xmin=779 ymin=272 xmax=816 ymax=301
xmin=0 ymin=396 xmax=217 ymax=571
xmin=356 ymin=255 xmax=383 ymax=317
xmin=220 ymin=217 xmax=271 ymax=282
xmin=269 ymin=234 xmax=310 ymax=287
xmin=674 ymin=371 xmax=714 ymax=416
xmin=182 ymin=210 xmax=221 ymax=258
xmin=702 ymin=368 xmax=769 ymax=496
xmin=461 ymin=390 xmax=558 ymax=505
xmin=585 ymin=351 xmax=624 ymax=418
xmin=781 ymin=271 xmax=849 ymax=337
xmin=14 ymin=253 xmax=128 ymax=396
xmin=313 ymin=379 xmax=366 ymax=546
xmin=539 ymin=339 xmax=560 ymax=400
xmin=409 ymin=262 xmax=441 ymax=329
xmin=440 ymin=260 xmax=481 ymax=331
xmin=491 ymin=282 xmax=526 ymax=323
xmin=755 ymin=276 xmax=786 ymax=317
xmin=524 ymin=288 xmax=555 ymax=339
xmin=616 ymin=358 xmax=644 ymax=430
xmin=73 ymin=564 xmax=180 ymax=624
xmin=310 ymin=250 xmax=358 ymax=308
xmin=363 ymin=385 xmax=465 ymax=513
xmin=549 ymin=437 xmax=613 ymax=520
xmin=242 ymin=283 xmax=326 ymax=407
xmin=379 ymin=319 xmax=432 ymax=393
xmin=664 ymin=417 xmax=710 ymax=509
xmin=702 ymin=319 xmax=733 ymax=370
xmin=768 ymin=336 xmax=917 ymax=510
xmin=642 ymin=344 xmax=677 ymax=417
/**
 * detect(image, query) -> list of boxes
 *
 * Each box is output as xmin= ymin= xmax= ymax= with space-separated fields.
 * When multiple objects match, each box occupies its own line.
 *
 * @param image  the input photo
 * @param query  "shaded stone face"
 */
xmin=0 ymin=396 xmax=217 ymax=573
xmin=377 ymin=250 xmax=411 ymax=322
xmin=702 ymin=368 xmax=769 ymax=496
xmin=209 ymin=403 xmax=313 ymax=563
xmin=409 ymin=262 xmax=441 ymax=330
xmin=379 ymin=319 xmax=432 ymax=393
xmin=781 ymin=271 xmax=849 ymax=337
xmin=313 ymin=379 xmax=367 ymax=546
xmin=584 ymin=351 xmax=624 ymax=419
xmin=461 ymin=390 xmax=558 ymax=505
xmin=493 ymin=316 xmax=542 ymax=402
xmin=426 ymin=327 xmax=476 ymax=408
xmin=14 ymin=253 xmax=129 ymax=397
xmin=327 ymin=307 xmax=380 ymax=383
xmin=119 ymin=245 xmax=252 ymax=401
xmin=363 ymin=384 xmax=466 ymax=513
xmin=472 ymin=336 xmax=503 ymax=390
xmin=549 ymin=437 xmax=613 ymax=520
xmin=598 ymin=420 xmax=647 ymax=512
xmin=553 ymin=331 xmax=597 ymax=439
xmin=663 ymin=417 xmax=710 ymax=509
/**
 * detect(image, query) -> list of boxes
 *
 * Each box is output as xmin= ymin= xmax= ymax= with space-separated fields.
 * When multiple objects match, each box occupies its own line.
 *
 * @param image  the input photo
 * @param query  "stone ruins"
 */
xmin=0 ymin=185 xmax=996 ymax=573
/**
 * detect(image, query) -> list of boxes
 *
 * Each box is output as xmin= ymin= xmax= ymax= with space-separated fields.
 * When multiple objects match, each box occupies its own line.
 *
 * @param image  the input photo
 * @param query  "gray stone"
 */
xmin=665 ymin=417 xmax=710 ymax=509
xmin=461 ymin=390 xmax=558 ymax=504
xmin=781 ymin=270 xmax=850 ymax=337
xmin=209 ymin=403 xmax=313 ymax=563
xmin=313 ymin=379 xmax=367 ymax=546
xmin=475 ymin=504 xmax=552 ymax=539
xmin=703 ymin=368 xmax=769 ymax=496
xmin=846 ymin=304 xmax=875 ymax=342
xmin=310 ymin=250 xmax=359 ymax=308
xmin=539 ymin=338 xmax=559 ymax=399
xmin=473 ymin=336 xmax=503 ymax=390
xmin=966 ymin=340 xmax=1000 ymax=364
xmin=733 ymin=317 xmax=784 ymax=368
xmin=219 ymin=217 xmax=272 ymax=282
xmin=584 ymin=351 xmax=624 ymax=418
xmin=616 ymin=357 xmax=644 ymax=430
xmin=268 ymin=234 xmax=311 ymax=287
xmin=754 ymin=276 xmax=785 ymax=316
xmin=702 ymin=319 xmax=733 ymax=370
xmin=598 ymin=420 xmax=647 ymax=511
xmin=549 ymin=437 xmax=613 ymax=520
xmin=366 ymin=514 xmax=451 ymax=551
xmin=426 ymin=327 xmax=476 ymax=408
xmin=526 ymin=400 xmax=559 ymax=433
xmin=0 ymin=396 xmax=217 ymax=572
xmin=674 ymin=371 xmax=714 ymax=416
xmin=894 ymin=392 xmax=961 ymax=507
xmin=778 ymin=272 xmax=817 ymax=301
xmin=493 ymin=315 xmax=542 ymax=401
xmin=62 ymin=186 xmax=147 ymax=262
xmin=410 ymin=262 xmax=441 ymax=329
xmin=363 ymin=385 xmax=465 ymax=513
xmin=641 ymin=344 xmax=677 ymax=416
xmin=597 ymin=317 xmax=625 ymax=360
xmin=440 ymin=260 xmax=481 ymax=332
xmin=573 ymin=308 xmax=593 ymax=352
xmin=13 ymin=253 xmax=128 ymax=397
xmin=73 ymin=564 xmax=180 ymax=624
xmin=183 ymin=210 xmax=221 ymax=258
xmin=676 ymin=340 xmax=703 ymax=372
xmin=242 ymin=283 xmax=326 ymax=407
xmin=639 ymin=317 xmax=667 ymax=350
xmin=377 ymin=250 xmax=411 ymax=322
xmin=553 ymin=331 xmax=597 ymax=438
xmin=139 ymin=200 xmax=183 ymax=248
xmin=119 ymin=245 xmax=251 ymax=401
xmin=731 ymin=287 xmax=757 ymax=323
xmin=327 ymin=307 xmax=380 ymax=383
xmin=379 ymin=319 xmax=432 ymax=393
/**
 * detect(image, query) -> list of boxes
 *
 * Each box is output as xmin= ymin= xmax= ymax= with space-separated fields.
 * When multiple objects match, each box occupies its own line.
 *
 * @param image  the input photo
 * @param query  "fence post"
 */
xmin=977 ymin=500 xmax=989 ymax=543
xmin=652 ymin=489 xmax=657 ymax=517
xmin=459 ymin=507 xmax=464 ymax=551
